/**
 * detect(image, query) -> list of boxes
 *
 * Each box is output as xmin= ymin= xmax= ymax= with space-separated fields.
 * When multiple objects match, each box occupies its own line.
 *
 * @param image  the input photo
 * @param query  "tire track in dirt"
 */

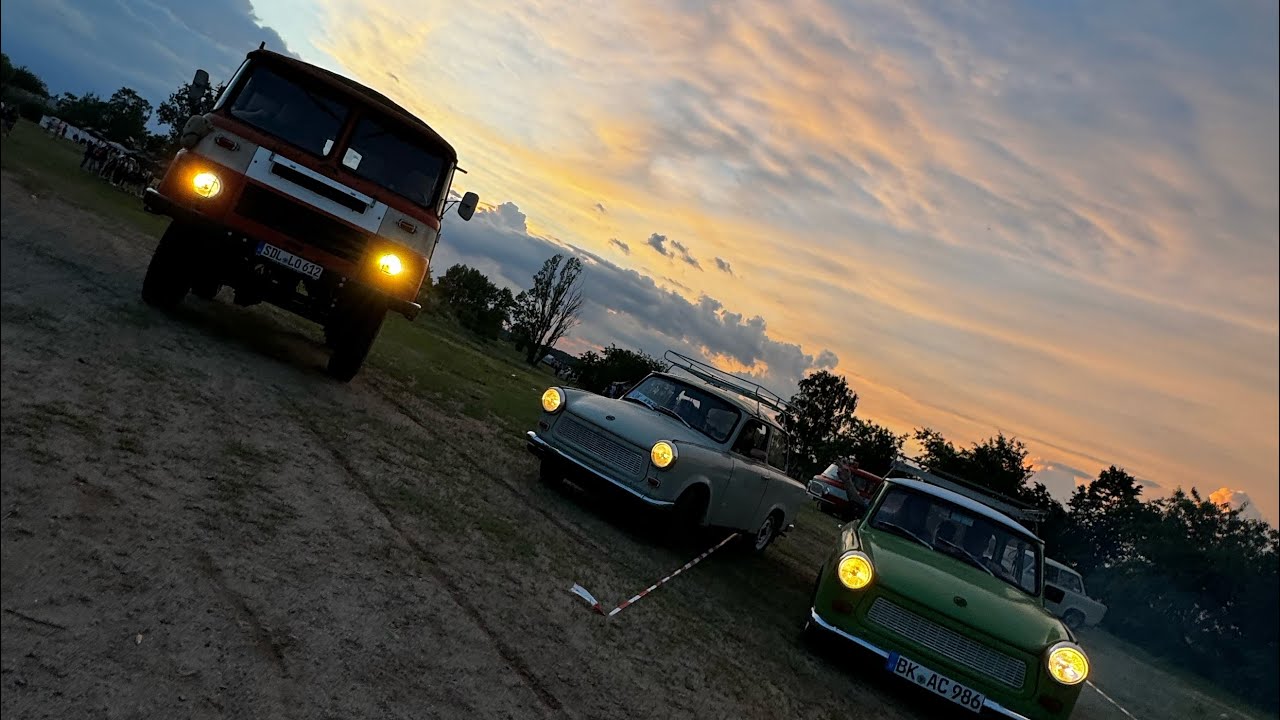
xmin=278 ymin=391 xmax=566 ymax=716
xmin=194 ymin=551 xmax=291 ymax=674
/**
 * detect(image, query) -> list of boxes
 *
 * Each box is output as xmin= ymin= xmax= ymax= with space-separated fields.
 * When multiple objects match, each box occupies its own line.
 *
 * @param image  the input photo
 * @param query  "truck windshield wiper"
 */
xmin=873 ymin=521 xmax=932 ymax=549
xmin=935 ymin=538 xmax=996 ymax=577
xmin=653 ymin=405 xmax=694 ymax=431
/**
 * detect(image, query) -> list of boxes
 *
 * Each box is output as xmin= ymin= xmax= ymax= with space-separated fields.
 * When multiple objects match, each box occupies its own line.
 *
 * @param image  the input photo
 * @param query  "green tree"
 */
xmin=433 ymin=264 xmax=514 ymax=339
xmin=510 ymin=254 xmax=585 ymax=365
xmin=155 ymin=81 xmax=225 ymax=141
xmin=779 ymin=370 xmax=860 ymax=478
xmin=8 ymin=65 xmax=48 ymax=97
xmin=574 ymin=345 xmax=665 ymax=394
xmin=1 ymin=53 xmax=14 ymax=88
xmin=102 ymin=87 xmax=152 ymax=144
xmin=913 ymin=428 xmax=1033 ymax=497
xmin=827 ymin=417 xmax=905 ymax=478
xmin=1063 ymin=465 xmax=1148 ymax=573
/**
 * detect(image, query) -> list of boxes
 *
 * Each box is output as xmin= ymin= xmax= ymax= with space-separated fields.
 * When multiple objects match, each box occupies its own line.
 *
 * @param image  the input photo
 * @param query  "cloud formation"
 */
xmin=1209 ymin=487 xmax=1263 ymax=521
xmin=608 ymin=238 xmax=629 ymax=255
xmin=433 ymin=204 xmax=836 ymax=395
xmin=714 ymin=257 xmax=734 ymax=275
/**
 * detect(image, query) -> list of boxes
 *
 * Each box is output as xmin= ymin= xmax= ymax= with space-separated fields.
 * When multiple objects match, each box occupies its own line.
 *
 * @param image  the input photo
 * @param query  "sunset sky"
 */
xmin=2 ymin=0 xmax=1276 ymax=522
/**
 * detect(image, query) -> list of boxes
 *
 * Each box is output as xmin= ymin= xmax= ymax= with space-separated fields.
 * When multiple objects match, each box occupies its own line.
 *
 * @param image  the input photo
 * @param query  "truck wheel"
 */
xmin=1062 ymin=610 xmax=1085 ymax=630
xmin=666 ymin=486 xmax=708 ymax=542
xmin=141 ymin=222 xmax=193 ymax=308
xmin=326 ymin=290 xmax=386 ymax=382
xmin=191 ymin=280 xmax=221 ymax=300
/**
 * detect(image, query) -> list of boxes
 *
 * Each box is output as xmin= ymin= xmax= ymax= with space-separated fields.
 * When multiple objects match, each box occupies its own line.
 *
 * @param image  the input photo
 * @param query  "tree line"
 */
xmin=1 ymin=53 xmax=228 ymax=159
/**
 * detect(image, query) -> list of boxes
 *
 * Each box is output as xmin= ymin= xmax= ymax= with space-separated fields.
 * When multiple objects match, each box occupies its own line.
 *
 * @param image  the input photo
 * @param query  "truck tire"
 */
xmin=141 ymin=222 xmax=193 ymax=308
xmin=666 ymin=486 xmax=708 ymax=543
xmin=745 ymin=510 xmax=782 ymax=553
xmin=326 ymin=289 xmax=386 ymax=382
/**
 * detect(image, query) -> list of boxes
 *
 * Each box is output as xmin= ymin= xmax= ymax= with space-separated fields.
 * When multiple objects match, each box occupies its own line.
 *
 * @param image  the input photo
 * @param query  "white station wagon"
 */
xmin=526 ymin=352 xmax=808 ymax=552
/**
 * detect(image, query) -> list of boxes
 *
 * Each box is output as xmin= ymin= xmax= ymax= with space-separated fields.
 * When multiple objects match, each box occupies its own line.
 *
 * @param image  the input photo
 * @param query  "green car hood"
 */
xmin=861 ymin=528 xmax=1069 ymax=654
xmin=562 ymin=393 xmax=714 ymax=447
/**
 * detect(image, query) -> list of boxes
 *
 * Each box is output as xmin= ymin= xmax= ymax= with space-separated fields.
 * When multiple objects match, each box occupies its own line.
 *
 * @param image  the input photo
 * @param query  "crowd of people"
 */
xmin=76 ymin=133 xmax=153 ymax=197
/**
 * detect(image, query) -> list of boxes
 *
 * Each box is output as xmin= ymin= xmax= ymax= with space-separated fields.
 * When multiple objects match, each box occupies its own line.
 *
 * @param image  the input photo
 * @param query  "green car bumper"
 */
xmin=808 ymin=608 xmax=1043 ymax=720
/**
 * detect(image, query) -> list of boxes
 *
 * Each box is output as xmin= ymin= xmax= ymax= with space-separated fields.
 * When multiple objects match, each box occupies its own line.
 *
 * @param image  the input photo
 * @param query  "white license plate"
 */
xmin=256 ymin=242 xmax=323 ymax=279
xmin=887 ymin=652 xmax=985 ymax=713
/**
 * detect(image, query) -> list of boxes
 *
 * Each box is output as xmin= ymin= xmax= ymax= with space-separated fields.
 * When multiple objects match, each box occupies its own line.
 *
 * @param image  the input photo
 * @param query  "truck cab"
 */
xmin=141 ymin=48 xmax=479 ymax=380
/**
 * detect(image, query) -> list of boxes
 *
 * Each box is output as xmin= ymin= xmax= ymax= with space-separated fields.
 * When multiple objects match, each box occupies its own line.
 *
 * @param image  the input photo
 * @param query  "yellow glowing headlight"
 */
xmin=377 ymin=253 xmax=403 ymax=276
xmin=192 ymin=171 xmax=221 ymax=198
xmin=837 ymin=551 xmax=874 ymax=590
xmin=650 ymin=441 xmax=677 ymax=469
xmin=541 ymin=387 xmax=563 ymax=413
xmin=1046 ymin=643 xmax=1089 ymax=685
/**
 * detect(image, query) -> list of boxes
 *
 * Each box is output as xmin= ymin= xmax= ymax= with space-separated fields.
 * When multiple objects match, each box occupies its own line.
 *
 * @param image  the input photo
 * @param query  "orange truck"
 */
xmin=142 ymin=47 xmax=478 ymax=380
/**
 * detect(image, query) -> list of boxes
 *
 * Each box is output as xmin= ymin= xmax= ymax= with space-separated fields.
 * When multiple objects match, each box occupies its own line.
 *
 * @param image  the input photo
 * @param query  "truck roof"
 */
xmin=884 ymin=477 xmax=1042 ymax=542
xmin=252 ymin=50 xmax=458 ymax=161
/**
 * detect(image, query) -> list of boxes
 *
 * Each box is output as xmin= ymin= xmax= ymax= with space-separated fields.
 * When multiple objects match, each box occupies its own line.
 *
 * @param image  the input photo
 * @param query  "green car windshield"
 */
xmin=870 ymin=486 xmax=1042 ymax=596
xmin=623 ymin=376 xmax=741 ymax=443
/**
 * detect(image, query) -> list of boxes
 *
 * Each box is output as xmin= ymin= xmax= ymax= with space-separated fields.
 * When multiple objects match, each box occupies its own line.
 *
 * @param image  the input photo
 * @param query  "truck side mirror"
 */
xmin=189 ymin=69 xmax=211 ymax=106
xmin=458 ymin=191 xmax=479 ymax=221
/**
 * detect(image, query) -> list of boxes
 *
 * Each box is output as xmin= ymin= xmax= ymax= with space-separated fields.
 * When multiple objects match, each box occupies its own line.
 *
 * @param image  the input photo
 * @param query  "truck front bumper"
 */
xmin=526 ymin=431 xmax=675 ymax=508
xmin=143 ymin=188 xmax=422 ymax=320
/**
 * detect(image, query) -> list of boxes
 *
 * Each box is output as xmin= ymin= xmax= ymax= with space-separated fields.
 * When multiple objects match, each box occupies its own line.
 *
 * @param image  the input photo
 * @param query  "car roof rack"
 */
xmin=662 ymin=350 xmax=792 ymax=418
xmin=887 ymin=454 xmax=1049 ymax=526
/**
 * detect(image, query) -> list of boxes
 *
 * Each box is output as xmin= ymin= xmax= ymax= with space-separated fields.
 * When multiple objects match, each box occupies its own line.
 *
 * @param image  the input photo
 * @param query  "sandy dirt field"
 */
xmin=0 ymin=164 xmax=1262 ymax=720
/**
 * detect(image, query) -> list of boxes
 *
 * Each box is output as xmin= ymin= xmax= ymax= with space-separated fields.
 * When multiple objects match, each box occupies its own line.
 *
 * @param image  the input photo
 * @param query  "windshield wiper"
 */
xmin=873 ymin=521 xmax=932 ymax=549
xmin=935 ymin=538 xmax=996 ymax=577
xmin=653 ymin=405 xmax=695 ymax=431
xmin=621 ymin=395 xmax=654 ymax=410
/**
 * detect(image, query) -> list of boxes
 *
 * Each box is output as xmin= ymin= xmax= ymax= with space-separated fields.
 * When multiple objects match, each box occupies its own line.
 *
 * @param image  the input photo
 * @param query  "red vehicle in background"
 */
xmin=806 ymin=456 xmax=886 ymax=520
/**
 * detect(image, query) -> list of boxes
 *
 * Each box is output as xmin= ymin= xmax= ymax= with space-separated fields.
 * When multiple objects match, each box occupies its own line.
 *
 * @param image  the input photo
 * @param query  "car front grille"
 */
xmin=235 ymin=183 xmax=368 ymax=264
xmin=867 ymin=597 xmax=1027 ymax=689
xmin=556 ymin=416 xmax=645 ymax=478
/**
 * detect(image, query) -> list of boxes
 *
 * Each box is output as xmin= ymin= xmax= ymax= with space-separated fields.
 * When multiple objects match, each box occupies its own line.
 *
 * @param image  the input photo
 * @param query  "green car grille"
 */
xmin=867 ymin=597 xmax=1028 ymax=689
xmin=556 ymin=416 xmax=646 ymax=478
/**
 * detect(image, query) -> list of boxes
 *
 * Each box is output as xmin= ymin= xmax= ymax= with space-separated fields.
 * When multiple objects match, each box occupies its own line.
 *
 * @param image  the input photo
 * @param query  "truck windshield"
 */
xmin=228 ymin=66 xmax=348 ymax=157
xmin=343 ymin=115 xmax=451 ymax=213
xmin=870 ymin=487 xmax=1043 ymax=596
xmin=623 ymin=376 xmax=741 ymax=443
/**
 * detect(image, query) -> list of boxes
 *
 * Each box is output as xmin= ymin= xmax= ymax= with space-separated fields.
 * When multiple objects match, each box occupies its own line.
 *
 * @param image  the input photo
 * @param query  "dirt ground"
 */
xmin=0 ymin=168 xmax=1262 ymax=720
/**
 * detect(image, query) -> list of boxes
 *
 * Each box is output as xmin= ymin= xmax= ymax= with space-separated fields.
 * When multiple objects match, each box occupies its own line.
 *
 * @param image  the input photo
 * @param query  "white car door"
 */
xmin=719 ymin=419 xmax=772 ymax=530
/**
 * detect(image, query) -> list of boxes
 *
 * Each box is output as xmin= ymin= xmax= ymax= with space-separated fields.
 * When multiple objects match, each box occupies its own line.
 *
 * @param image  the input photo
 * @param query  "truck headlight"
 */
xmin=541 ymin=387 xmax=564 ymax=413
xmin=650 ymin=441 xmax=677 ymax=469
xmin=837 ymin=551 xmax=874 ymax=590
xmin=192 ymin=171 xmax=221 ymax=198
xmin=377 ymin=253 xmax=403 ymax=275
xmin=1046 ymin=642 xmax=1089 ymax=685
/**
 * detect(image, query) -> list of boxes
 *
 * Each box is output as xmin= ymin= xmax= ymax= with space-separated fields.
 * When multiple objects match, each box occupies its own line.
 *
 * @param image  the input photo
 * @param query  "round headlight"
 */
xmin=377 ymin=253 xmax=403 ymax=276
xmin=837 ymin=551 xmax=874 ymax=590
xmin=540 ymin=387 xmax=564 ymax=413
xmin=1046 ymin=642 xmax=1089 ymax=685
xmin=650 ymin=441 xmax=677 ymax=469
xmin=192 ymin=171 xmax=221 ymax=198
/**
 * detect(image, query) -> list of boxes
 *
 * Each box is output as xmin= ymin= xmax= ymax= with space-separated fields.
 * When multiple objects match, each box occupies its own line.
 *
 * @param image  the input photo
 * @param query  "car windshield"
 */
xmin=343 ymin=114 xmax=452 ymax=213
xmin=228 ymin=66 xmax=348 ymax=157
xmin=870 ymin=486 xmax=1042 ymax=596
xmin=624 ymin=376 xmax=741 ymax=443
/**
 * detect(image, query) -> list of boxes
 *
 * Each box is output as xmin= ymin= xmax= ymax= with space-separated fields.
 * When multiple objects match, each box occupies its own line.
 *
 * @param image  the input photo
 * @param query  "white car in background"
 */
xmin=1044 ymin=558 xmax=1108 ymax=629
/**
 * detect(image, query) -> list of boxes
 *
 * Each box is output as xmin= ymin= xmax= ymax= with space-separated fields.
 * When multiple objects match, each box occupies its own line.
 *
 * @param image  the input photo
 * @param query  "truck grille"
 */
xmin=867 ymin=597 xmax=1027 ymax=689
xmin=556 ymin=416 xmax=645 ymax=478
xmin=235 ymin=184 xmax=368 ymax=264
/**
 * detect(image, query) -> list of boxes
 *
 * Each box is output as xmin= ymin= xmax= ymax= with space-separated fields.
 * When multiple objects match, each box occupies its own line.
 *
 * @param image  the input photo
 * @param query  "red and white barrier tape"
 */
xmin=570 ymin=532 xmax=739 ymax=618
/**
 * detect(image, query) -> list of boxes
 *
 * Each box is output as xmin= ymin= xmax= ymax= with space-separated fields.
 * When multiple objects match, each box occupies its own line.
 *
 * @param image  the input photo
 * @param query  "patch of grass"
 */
xmin=371 ymin=314 xmax=557 ymax=432
xmin=115 ymin=434 xmax=145 ymax=455
xmin=0 ymin=122 xmax=167 ymax=236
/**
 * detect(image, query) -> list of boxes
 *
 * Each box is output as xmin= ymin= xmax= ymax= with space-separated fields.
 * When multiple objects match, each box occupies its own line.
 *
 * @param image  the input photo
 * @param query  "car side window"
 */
xmin=1060 ymin=572 xmax=1083 ymax=594
xmin=766 ymin=429 xmax=789 ymax=471
xmin=1045 ymin=565 xmax=1060 ymax=584
xmin=733 ymin=420 xmax=769 ymax=460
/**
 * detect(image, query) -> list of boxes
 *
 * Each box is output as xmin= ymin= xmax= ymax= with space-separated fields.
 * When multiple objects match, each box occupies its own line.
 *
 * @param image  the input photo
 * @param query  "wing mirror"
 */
xmin=458 ymin=191 xmax=479 ymax=221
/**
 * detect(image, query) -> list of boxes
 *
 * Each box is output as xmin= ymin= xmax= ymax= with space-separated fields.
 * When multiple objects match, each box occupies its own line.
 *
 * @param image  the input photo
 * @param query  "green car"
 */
xmin=805 ymin=478 xmax=1089 ymax=720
